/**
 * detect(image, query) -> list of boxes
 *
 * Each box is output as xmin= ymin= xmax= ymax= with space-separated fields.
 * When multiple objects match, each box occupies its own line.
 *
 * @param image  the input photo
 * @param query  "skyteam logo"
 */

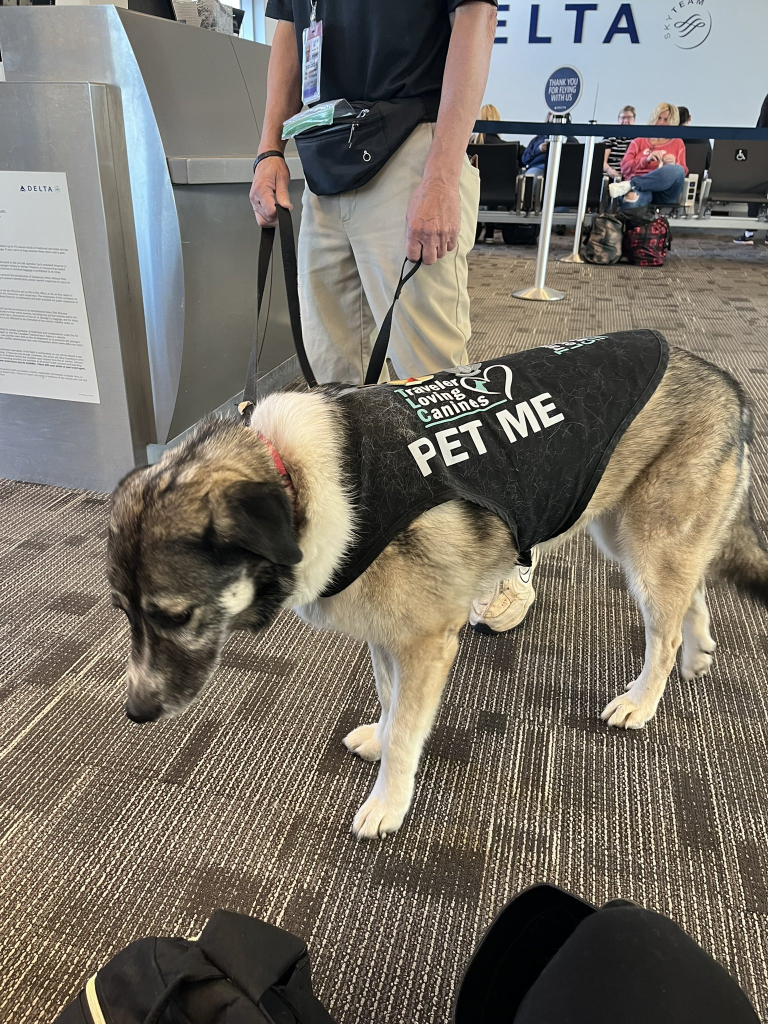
xmin=664 ymin=0 xmax=712 ymax=49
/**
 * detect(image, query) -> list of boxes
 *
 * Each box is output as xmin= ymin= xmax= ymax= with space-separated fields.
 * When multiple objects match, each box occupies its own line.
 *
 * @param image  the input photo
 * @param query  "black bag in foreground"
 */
xmin=582 ymin=212 xmax=624 ymax=264
xmin=454 ymin=884 xmax=759 ymax=1024
xmin=295 ymin=98 xmax=430 ymax=196
xmin=54 ymin=910 xmax=337 ymax=1024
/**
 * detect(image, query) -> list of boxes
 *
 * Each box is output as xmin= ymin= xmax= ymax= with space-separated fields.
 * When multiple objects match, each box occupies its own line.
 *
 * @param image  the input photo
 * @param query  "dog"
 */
xmin=108 ymin=335 xmax=768 ymax=839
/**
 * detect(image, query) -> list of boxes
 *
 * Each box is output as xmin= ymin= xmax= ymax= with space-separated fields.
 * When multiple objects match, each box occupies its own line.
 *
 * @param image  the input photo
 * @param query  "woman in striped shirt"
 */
xmin=603 ymin=106 xmax=636 ymax=180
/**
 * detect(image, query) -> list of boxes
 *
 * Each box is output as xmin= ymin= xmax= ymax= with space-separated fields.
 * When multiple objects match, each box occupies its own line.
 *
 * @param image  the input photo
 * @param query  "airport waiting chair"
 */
xmin=513 ymin=142 xmax=601 ymax=215
xmin=701 ymin=138 xmax=768 ymax=214
xmin=518 ymin=140 xmax=593 ymax=214
xmin=680 ymin=140 xmax=711 ymax=215
xmin=468 ymin=142 xmax=525 ymax=242
xmin=553 ymin=142 xmax=607 ymax=209
xmin=467 ymin=142 xmax=521 ymax=210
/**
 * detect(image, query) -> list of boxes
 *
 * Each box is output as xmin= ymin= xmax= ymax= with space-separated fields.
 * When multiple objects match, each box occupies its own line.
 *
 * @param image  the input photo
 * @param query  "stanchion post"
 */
xmin=559 ymin=119 xmax=597 ymax=264
xmin=513 ymin=116 xmax=566 ymax=302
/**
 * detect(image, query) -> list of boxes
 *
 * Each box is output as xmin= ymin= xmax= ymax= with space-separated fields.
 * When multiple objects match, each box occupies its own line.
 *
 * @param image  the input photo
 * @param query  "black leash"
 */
xmin=242 ymin=205 xmax=316 ymax=415
xmin=363 ymin=256 xmax=422 ymax=386
xmin=239 ymin=205 xmax=421 ymax=416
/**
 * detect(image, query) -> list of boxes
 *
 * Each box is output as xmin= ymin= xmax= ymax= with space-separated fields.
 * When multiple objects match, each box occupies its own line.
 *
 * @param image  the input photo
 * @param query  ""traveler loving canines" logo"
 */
xmin=664 ymin=0 xmax=713 ymax=49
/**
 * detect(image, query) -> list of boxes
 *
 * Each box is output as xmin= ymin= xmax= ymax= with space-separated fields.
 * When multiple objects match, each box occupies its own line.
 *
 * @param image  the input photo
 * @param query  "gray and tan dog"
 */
xmin=108 ymin=342 xmax=768 ymax=838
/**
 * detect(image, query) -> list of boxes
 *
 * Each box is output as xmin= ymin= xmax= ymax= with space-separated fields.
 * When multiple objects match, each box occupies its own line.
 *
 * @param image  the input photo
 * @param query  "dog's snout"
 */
xmin=125 ymin=693 xmax=163 ymax=724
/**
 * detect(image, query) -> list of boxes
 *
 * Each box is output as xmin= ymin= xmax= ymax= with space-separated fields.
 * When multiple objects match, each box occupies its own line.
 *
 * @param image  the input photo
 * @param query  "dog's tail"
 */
xmin=712 ymin=494 xmax=768 ymax=608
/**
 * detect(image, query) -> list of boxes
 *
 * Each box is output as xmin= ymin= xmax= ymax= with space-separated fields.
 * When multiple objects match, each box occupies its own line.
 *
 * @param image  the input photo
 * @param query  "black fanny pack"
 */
xmin=295 ymin=98 xmax=431 ymax=196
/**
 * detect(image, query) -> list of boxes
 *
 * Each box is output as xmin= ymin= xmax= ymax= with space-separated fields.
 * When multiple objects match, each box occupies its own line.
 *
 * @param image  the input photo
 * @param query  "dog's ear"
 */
xmin=215 ymin=480 xmax=302 ymax=565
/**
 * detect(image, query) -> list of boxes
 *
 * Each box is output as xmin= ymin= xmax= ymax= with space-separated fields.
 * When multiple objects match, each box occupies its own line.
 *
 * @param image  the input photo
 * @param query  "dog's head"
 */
xmin=107 ymin=419 xmax=301 ymax=724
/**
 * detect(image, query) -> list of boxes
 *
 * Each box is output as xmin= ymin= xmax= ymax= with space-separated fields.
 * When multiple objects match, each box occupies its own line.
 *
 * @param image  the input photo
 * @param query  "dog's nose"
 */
xmin=125 ymin=694 xmax=163 ymax=724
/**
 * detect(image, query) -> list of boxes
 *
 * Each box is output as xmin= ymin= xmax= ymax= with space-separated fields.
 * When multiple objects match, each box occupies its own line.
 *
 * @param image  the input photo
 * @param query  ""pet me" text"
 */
xmin=407 ymin=393 xmax=564 ymax=477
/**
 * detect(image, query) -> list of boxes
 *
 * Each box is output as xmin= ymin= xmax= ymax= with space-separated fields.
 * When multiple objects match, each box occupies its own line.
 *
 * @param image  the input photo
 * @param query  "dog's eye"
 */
xmin=147 ymin=607 xmax=193 ymax=630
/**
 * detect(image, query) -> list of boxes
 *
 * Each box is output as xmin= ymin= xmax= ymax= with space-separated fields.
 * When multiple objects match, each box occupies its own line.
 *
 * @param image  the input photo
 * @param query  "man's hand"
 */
xmin=408 ymin=2 xmax=494 ymax=265
xmin=406 ymin=178 xmax=461 ymax=265
xmin=540 ymin=141 xmax=549 ymax=153
xmin=250 ymin=156 xmax=292 ymax=227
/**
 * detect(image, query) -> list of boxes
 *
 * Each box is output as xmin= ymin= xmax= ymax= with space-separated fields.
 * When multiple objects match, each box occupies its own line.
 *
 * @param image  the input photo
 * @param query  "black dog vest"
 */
xmin=321 ymin=329 xmax=669 ymax=597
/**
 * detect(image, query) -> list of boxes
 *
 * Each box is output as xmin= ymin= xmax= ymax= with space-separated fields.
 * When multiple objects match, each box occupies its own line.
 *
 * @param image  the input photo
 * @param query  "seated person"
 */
xmin=603 ymin=105 xmax=636 ymax=181
xmin=678 ymin=105 xmax=712 ymax=169
xmin=470 ymin=103 xmax=506 ymax=241
xmin=521 ymin=113 xmax=578 ymax=177
xmin=610 ymin=102 xmax=687 ymax=209
xmin=470 ymin=103 xmax=504 ymax=145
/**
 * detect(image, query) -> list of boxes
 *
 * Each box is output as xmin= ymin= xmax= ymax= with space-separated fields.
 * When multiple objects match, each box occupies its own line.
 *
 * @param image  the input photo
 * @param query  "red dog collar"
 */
xmin=257 ymin=432 xmax=294 ymax=499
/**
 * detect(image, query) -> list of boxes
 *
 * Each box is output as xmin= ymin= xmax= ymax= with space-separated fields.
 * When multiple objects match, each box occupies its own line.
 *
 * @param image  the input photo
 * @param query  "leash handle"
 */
xmin=242 ymin=205 xmax=317 ymax=412
xmin=364 ymin=256 xmax=422 ymax=386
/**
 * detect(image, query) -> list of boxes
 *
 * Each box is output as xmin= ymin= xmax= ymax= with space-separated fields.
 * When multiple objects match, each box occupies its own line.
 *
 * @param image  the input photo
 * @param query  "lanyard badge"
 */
xmin=301 ymin=2 xmax=323 ymax=106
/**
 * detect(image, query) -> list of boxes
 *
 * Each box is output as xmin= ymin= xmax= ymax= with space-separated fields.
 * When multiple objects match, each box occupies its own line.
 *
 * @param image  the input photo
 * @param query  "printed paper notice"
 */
xmin=0 ymin=171 xmax=100 ymax=403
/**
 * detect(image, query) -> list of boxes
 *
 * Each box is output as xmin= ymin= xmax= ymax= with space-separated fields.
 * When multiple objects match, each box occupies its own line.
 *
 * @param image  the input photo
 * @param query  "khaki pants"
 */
xmin=297 ymin=122 xmax=481 ymax=384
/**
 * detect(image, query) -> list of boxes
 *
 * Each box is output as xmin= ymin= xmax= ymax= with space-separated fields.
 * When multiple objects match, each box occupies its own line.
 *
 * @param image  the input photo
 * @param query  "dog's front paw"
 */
xmin=352 ymin=792 xmax=407 ymax=840
xmin=343 ymin=723 xmax=382 ymax=762
xmin=601 ymin=689 xmax=655 ymax=729
xmin=680 ymin=645 xmax=716 ymax=681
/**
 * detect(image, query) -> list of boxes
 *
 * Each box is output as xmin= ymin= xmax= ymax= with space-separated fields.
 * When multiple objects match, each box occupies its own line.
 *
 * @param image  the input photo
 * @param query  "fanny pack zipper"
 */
xmin=347 ymin=108 xmax=370 ymax=147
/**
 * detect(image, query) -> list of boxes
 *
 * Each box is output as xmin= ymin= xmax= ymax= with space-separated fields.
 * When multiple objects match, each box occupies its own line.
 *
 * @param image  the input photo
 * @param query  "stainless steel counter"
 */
xmin=0 ymin=7 xmax=302 ymax=488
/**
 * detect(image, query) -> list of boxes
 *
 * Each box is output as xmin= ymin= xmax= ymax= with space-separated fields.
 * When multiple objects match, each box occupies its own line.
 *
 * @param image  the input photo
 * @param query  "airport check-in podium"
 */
xmin=0 ymin=7 xmax=302 ymax=490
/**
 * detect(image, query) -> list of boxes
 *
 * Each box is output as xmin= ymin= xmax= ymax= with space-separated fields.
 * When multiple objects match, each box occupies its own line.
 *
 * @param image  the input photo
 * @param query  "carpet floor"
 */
xmin=1 ymin=234 xmax=767 ymax=1023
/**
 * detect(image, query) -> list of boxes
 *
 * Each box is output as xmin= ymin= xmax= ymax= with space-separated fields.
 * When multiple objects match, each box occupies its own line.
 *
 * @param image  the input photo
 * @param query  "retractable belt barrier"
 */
xmin=473 ymin=122 xmax=768 ymax=141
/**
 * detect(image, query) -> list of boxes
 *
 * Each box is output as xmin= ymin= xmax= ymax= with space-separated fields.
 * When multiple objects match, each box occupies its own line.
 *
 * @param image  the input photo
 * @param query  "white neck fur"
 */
xmin=250 ymin=391 xmax=356 ymax=604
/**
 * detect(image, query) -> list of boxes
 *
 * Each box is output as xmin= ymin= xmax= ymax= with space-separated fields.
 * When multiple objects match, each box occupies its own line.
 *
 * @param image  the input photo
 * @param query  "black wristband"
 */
xmin=254 ymin=151 xmax=287 ymax=172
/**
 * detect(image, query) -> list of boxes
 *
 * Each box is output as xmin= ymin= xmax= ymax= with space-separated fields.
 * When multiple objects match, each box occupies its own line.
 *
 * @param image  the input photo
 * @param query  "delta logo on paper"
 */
xmin=18 ymin=185 xmax=61 ymax=193
xmin=664 ymin=0 xmax=713 ymax=49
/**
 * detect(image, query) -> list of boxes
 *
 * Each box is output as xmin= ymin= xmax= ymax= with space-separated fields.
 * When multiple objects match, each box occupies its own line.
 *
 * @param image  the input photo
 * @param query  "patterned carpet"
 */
xmin=1 ymin=234 xmax=768 ymax=1023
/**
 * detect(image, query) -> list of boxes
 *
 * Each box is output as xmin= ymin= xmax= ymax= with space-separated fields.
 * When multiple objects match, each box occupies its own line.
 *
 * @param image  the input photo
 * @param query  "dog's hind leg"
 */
xmin=352 ymin=628 xmax=460 ymax=839
xmin=343 ymin=644 xmax=394 ymax=762
xmin=588 ymin=511 xmax=623 ymax=563
xmin=591 ymin=517 xmax=716 ymax=684
xmin=601 ymin=542 xmax=704 ymax=729
xmin=680 ymin=582 xmax=717 ymax=681
xmin=601 ymin=446 xmax=742 ymax=728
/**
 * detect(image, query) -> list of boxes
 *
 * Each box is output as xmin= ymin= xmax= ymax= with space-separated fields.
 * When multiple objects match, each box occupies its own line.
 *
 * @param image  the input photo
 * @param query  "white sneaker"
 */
xmin=470 ymin=551 xmax=539 ymax=635
xmin=609 ymin=180 xmax=632 ymax=199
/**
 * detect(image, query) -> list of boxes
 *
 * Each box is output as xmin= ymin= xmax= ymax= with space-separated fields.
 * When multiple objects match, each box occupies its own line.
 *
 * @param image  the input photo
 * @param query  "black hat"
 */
xmin=454 ymin=884 xmax=759 ymax=1024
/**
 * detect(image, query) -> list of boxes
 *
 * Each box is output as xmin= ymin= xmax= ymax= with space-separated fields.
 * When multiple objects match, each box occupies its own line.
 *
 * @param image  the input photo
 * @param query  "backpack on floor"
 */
xmin=54 ymin=910 xmax=337 ymax=1024
xmin=581 ymin=213 xmax=624 ymax=264
xmin=622 ymin=214 xmax=672 ymax=266
xmin=501 ymin=223 xmax=540 ymax=245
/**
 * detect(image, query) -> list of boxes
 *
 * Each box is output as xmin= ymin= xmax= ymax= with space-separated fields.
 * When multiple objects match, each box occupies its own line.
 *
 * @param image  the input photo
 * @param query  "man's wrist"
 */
xmin=421 ymin=155 xmax=462 ymax=189
xmin=254 ymin=150 xmax=287 ymax=172
xmin=258 ymin=138 xmax=287 ymax=156
xmin=422 ymin=135 xmax=465 ymax=188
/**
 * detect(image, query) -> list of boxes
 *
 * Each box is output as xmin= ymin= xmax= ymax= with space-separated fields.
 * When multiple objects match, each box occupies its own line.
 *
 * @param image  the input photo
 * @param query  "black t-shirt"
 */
xmin=265 ymin=0 xmax=497 ymax=111
xmin=321 ymin=330 xmax=669 ymax=597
